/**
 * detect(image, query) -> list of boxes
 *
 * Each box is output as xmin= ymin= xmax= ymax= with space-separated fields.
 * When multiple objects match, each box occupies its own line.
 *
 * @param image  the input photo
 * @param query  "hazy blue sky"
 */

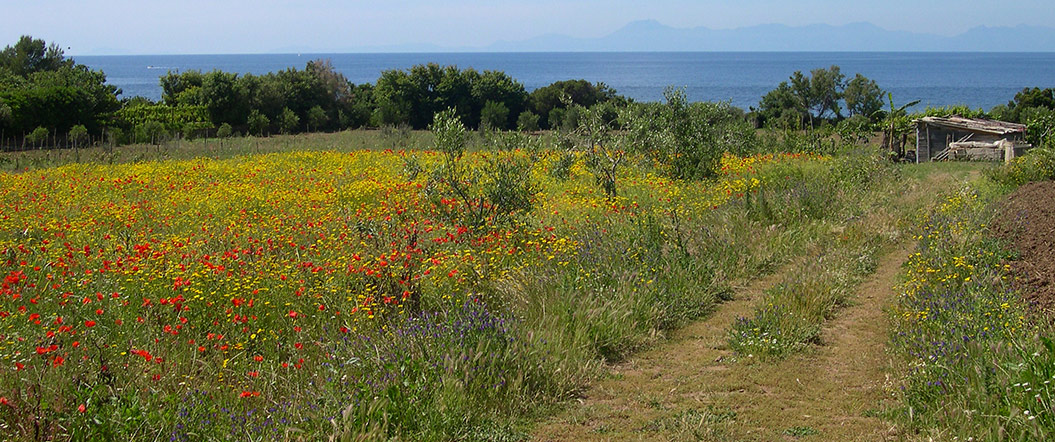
xmin=4 ymin=0 xmax=1053 ymax=54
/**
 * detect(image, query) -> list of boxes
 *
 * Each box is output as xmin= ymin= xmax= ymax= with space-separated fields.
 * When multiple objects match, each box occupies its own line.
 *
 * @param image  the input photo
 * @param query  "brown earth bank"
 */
xmin=993 ymin=181 xmax=1055 ymax=317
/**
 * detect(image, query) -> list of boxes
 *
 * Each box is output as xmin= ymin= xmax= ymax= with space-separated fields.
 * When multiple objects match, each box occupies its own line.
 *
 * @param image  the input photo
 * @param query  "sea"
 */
xmin=73 ymin=52 xmax=1055 ymax=111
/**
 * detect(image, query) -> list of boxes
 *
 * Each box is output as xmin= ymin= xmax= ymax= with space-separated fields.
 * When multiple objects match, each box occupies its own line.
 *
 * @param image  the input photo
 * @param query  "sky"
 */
xmin=3 ymin=0 xmax=1054 ymax=54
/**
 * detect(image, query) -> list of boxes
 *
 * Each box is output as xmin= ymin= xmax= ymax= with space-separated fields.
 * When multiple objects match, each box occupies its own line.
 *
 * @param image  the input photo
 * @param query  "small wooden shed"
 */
xmin=914 ymin=116 xmax=1031 ymax=163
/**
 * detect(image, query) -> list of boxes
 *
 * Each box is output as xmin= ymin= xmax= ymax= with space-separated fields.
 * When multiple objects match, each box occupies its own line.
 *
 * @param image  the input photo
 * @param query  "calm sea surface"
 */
xmin=74 ymin=52 xmax=1055 ymax=111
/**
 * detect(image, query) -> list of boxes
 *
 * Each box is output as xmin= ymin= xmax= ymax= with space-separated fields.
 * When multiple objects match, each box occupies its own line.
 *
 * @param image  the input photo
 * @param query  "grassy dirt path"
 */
xmin=532 ymin=246 xmax=909 ymax=441
xmin=531 ymin=163 xmax=982 ymax=441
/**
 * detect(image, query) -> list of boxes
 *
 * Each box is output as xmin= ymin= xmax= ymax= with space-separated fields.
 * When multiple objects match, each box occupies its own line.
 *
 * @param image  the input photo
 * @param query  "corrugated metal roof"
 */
xmin=914 ymin=116 xmax=1027 ymax=135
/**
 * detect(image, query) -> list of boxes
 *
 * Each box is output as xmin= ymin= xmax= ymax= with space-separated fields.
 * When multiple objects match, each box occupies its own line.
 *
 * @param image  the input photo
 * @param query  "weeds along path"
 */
xmin=533 ymin=165 xmax=983 ymax=441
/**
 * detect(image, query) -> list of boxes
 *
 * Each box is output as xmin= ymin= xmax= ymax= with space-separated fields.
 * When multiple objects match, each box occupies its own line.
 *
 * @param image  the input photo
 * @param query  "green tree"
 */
xmin=516 ymin=111 xmax=540 ymax=132
xmin=790 ymin=65 xmax=846 ymax=127
xmin=159 ymin=70 xmax=204 ymax=106
xmin=307 ymin=105 xmax=328 ymax=132
xmin=425 ymin=108 xmax=537 ymax=230
xmin=479 ymin=100 xmax=509 ymax=131
xmin=547 ymin=108 xmax=566 ymax=131
xmin=756 ymin=66 xmax=886 ymax=131
xmin=0 ymin=35 xmax=71 ymax=76
xmin=578 ymin=104 xmax=624 ymax=198
xmin=200 ymin=70 xmax=249 ymax=126
xmin=372 ymin=68 xmax=416 ymax=127
xmin=26 ymin=125 xmax=48 ymax=148
xmin=277 ymin=107 xmax=299 ymax=134
xmin=754 ymin=81 xmax=806 ymax=129
xmin=627 ymin=88 xmax=753 ymax=180
xmin=560 ymin=105 xmax=583 ymax=131
xmin=1005 ymin=87 xmax=1055 ymax=123
xmin=341 ymin=83 xmax=374 ymax=129
xmin=0 ymin=37 xmax=120 ymax=136
xmin=436 ymin=65 xmax=478 ymax=127
xmin=879 ymin=93 xmax=921 ymax=159
xmin=137 ymin=120 xmax=168 ymax=145
xmin=844 ymin=73 xmax=884 ymax=119
xmin=307 ymin=59 xmax=352 ymax=106
xmin=529 ymin=79 xmax=621 ymax=128
xmin=247 ymin=109 xmax=270 ymax=136
xmin=216 ymin=122 xmax=233 ymax=138
xmin=0 ymin=100 xmax=11 ymax=131
xmin=68 ymin=124 xmax=88 ymax=148
xmin=372 ymin=64 xmax=531 ymax=130
xmin=471 ymin=70 xmax=527 ymax=129
xmin=271 ymin=66 xmax=328 ymax=121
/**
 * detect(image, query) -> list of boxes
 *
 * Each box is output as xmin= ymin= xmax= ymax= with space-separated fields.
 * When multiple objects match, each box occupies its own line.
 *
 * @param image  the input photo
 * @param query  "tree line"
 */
xmin=2 ymin=35 xmax=1053 ymax=151
xmin=749 ymin=64 xmax=1055 ymax=151
xmin=0 ymin=35 xmax=629 ymax=149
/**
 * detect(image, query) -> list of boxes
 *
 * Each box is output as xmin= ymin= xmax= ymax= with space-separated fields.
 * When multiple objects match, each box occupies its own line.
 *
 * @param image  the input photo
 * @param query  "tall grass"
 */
xmin=727 ymin=152 xmax=902 ymax=359
xmin=985 ymin=147 xmax=1055 ymax=187
xmin=888 ymin=184 xmax=1055 ymax=440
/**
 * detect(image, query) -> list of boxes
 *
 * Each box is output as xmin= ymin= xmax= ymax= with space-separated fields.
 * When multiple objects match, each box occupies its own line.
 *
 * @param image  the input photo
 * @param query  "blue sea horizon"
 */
xmin=74 ymin=52 xmax=1055 ymax=111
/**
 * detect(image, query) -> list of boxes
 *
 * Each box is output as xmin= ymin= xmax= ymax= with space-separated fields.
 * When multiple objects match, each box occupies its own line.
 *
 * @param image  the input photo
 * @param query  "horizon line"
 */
xmin=69 ymin=49 xmax=1055 ymax=57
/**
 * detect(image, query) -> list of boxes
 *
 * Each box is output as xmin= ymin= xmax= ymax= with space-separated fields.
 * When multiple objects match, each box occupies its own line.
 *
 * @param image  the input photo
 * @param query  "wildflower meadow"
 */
xmin=0 ymin=120 xmax=854 ymax=440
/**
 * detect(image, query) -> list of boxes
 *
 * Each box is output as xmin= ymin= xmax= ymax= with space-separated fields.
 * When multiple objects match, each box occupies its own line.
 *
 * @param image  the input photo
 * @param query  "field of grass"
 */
xmin=1 ymin=127 xmax=1050 ymax=441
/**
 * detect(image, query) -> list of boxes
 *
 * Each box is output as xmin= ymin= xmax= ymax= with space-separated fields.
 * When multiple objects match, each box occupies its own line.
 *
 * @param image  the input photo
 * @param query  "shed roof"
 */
xmin=915 ymin=116 xmax=1026 ymax=135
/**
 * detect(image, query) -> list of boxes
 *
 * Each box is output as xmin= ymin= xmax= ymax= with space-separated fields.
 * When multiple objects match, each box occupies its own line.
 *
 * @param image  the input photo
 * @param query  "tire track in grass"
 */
xmin=531 ymin=259 xmax=801 ymax=441
xmin=533 ymin=246 xmax=909 ymax=441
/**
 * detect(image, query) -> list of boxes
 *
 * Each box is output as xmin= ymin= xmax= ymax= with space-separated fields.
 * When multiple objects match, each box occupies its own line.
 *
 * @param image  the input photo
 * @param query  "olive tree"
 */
xmin=844 ymin=73 xmax=884 ymax=120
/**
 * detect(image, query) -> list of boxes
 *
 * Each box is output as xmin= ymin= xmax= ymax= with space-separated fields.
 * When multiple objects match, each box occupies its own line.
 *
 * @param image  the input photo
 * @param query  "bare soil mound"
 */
xmin=994 ymin=181 xmax=1055 ymax=316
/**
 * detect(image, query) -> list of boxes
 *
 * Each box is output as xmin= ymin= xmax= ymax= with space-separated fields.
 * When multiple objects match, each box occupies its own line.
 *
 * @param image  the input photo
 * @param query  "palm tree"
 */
xmin=874 ymin=93 xmax=920 ymax=160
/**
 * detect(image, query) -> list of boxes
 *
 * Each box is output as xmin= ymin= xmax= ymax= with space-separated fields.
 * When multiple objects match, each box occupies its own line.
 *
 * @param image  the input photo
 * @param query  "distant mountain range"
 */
xmin=480 ymin=20 xmax=1055 ymax=52
xmin=288 ymin=21 xmax=1055 ymax=54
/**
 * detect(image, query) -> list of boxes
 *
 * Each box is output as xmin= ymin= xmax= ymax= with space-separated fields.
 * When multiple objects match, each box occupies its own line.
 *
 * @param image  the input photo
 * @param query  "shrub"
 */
xmin=277 ymin=107 xmax=299 ymax=134
xmin=516 ymin=111 xmax=539 ymax=132
xmin=480 ymin=100 xmax=510 ymax=131
xmin=579 ymin=105 xmax=624 ymax=198
xmin=307 ymin=105 xmax=328 ymax=132
xmin=68 ymin=124 xmax=88 ymax=148
xmin=625 ymin=88 xmax=755 ymax=180
xmin=215 ymin=122 xmax=233 ymax=138
xmin=136 ymin=120 xmax=167 ymax=145
xmin=421 ymin=108 xmax=538 ymax=229
xmin=985 ymin=147 xmax=1055 ymax=186
xmin=26 ymin=125 xmax=49 ymax=147
xmin=247 ymin=109 xmax=269 ymax=136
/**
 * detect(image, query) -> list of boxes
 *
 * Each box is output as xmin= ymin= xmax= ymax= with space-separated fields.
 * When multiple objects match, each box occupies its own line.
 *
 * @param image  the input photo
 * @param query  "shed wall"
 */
xmin=915 ymin=123 xmax=1024 ymax=162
